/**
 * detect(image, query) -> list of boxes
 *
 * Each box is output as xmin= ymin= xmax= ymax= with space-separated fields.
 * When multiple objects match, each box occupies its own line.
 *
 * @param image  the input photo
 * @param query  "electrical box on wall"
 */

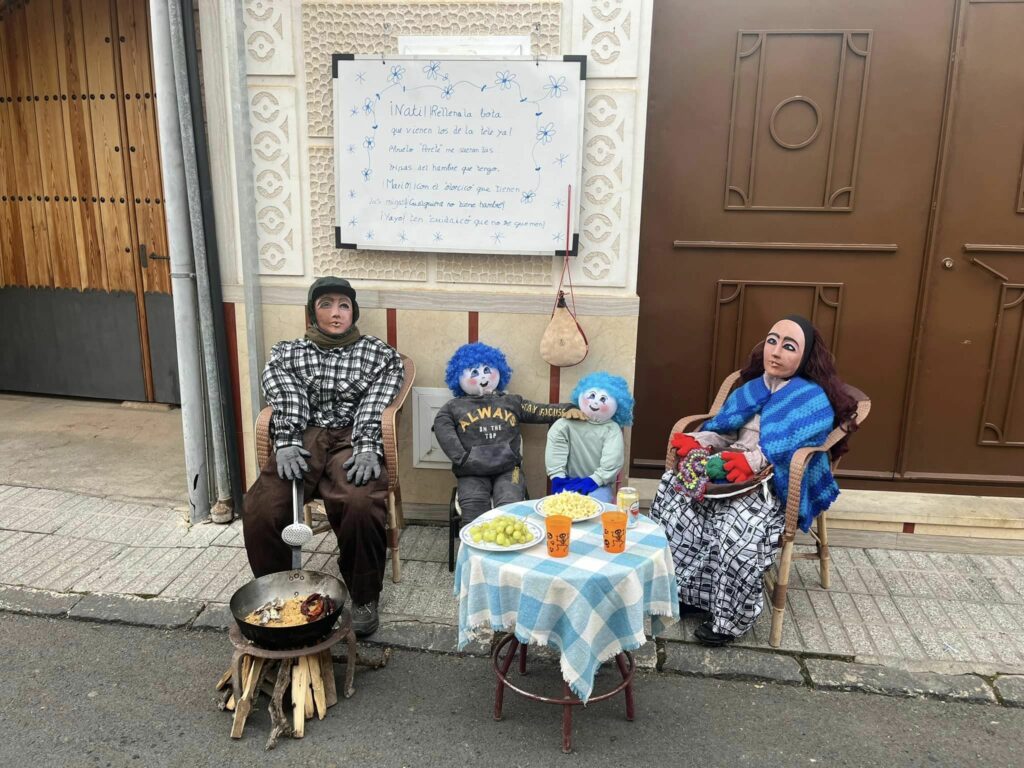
xmin=412 ymin=387 xmax=454 ymax=469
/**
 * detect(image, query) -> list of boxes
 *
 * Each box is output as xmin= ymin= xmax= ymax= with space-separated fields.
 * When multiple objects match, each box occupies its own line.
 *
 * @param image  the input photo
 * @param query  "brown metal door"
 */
xmin=0 ymin=0 xmax=174 ymax=402
xmin=632 ymin=0 xmax=958 ymax=478
xmin=901 ymin=1 xmax=1024 ymax=486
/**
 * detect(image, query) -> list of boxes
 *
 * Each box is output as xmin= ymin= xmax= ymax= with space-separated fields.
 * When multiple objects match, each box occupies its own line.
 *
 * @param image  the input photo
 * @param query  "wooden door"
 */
xmin=902 ymin=1 xmax=1024 ymax=486
xmin=632 ymin=1 xmax=958 ymax=479
xmin=0 ymin=0 xmax=175 ymax=402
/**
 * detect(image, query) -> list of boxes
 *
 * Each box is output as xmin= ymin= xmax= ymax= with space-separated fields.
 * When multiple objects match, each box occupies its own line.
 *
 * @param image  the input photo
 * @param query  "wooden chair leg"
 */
xmin=817 ymin=513 xmax=830 ymax=590
xmin=393 ymin=483 xmax=405 ymax=528
xmin=303 ymin=503 xmax=313 ymax=528
xmin=769 ymin=540 xmax=795 ymax=648
xmin=387 ymin=491 xmax=401 ymax=583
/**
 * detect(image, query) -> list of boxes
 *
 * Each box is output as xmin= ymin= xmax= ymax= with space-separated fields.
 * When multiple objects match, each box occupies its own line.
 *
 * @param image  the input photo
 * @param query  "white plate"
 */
xmin=460 ymin=511 xmax=545 ymax=553
xmin=534 ymin=494 xmax=606 ymax=523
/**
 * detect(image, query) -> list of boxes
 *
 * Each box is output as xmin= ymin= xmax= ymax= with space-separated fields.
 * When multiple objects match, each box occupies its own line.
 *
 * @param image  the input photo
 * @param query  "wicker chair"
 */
xmin=665 ymin=372 xmax=871 ymax=647
xmin=255 ymin=354 xmax=416 ymax=583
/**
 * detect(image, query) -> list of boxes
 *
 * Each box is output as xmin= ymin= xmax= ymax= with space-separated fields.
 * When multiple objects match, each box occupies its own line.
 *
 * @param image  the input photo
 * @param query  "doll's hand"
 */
xmin=551 ymin=476 xmax=571 ymax=494
xmin=344 ymin=452 xmax=382 ymax=486
xmin=671 ymin=433 xmax=703 ymax=458
xmin=721 ymin=451 xmax=754 ymax=483
xmin=563 ymin=407 xmax=588 ymax=421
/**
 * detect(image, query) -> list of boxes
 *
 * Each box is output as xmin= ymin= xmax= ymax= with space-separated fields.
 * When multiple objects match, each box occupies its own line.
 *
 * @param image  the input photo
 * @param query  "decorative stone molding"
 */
xmin=435 ymin=252 xmax=553 ymax=286
xmin=301 ymin=2 xmax=562 ymax=138
xmin=571 ymin=88 xmax=634 ymax=287
xmin=571 ymin=0 xmax=643 ymax=79
xmin=309 ymin=144 xmax=429 ymax=280
xmin=249 ymin=85 xmax=304 ymax=275
xmin=243 ymin=0 xmax=295 ymax=76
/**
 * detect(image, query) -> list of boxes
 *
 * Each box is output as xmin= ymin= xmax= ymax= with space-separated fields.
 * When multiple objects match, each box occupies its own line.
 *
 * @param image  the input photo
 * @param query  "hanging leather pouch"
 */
xmin=540 ymin=291 xmax=588 ymax=367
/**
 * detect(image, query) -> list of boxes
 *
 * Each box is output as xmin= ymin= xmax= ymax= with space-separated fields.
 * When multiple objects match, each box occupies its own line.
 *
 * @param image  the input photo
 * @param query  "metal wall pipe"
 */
xmin=177 ymin=0 xmax=244 ymax=512
xmin=165 ymin=0 xmax=232 ymax=520
xmin=148 ymin=0 xmax=209 ymax=522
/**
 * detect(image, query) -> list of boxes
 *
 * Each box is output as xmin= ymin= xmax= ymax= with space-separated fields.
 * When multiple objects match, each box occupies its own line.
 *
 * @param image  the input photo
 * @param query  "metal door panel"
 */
xmin=903 ymin=2 xmax=1024 ymax=482
xmin=632 ymin=0 xmax=957 ymax=477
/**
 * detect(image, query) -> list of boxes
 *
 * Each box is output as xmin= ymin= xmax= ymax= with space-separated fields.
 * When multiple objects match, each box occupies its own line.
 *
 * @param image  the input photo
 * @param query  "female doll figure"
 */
xmin=545 ymin=372 xmax=634 ymax=503
xmin=649 ymin=315 xmax=857 ymax=646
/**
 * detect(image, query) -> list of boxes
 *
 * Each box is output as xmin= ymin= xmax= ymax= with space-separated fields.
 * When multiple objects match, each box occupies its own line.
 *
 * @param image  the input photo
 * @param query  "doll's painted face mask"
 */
xmin=578 ymin=388 xmax=618 ymax=424
xmin=459 ymin=363 xmax=500 ymax=396
xmin=763 ymin=319 xmax=806 ymax=379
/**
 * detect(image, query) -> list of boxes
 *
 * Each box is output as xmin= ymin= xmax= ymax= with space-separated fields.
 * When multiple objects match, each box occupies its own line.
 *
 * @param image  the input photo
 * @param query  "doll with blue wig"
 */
xmin=433 ymin=342 xmax=584 ymax=526
xmin=545 ymin=372 xmax=633 ymax=503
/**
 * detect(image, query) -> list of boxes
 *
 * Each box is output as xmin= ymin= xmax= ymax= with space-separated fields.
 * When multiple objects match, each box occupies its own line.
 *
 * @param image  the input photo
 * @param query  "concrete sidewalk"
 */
xmin=2 ymin=483 xmax=1024 ymax=706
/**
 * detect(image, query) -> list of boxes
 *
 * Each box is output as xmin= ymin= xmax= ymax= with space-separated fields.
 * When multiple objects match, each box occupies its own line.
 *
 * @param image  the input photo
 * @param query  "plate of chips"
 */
xmin=534 ymin=492 xmax=606 ymax=523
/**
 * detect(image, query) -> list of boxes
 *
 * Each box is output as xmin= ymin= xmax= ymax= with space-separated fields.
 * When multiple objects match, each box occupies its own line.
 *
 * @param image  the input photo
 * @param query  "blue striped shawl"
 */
xmin=703 ymin=376 xmax=839 ymax=532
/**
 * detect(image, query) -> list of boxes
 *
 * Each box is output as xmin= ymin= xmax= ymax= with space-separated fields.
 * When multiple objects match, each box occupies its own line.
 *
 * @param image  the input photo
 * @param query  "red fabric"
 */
xmin=671 ymin=433 xmax=703 ymax=458
xmin=721 ymin=451 xmax=754 ymax=483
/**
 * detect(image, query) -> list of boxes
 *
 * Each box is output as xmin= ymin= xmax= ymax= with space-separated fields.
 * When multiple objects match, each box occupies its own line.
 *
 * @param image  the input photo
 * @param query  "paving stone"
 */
xmin=877 ymin=568 xmax=915 ymax=597
xmin=190 ymin=602 xmax=233 ymax=632
xmin=72 ymin=545 xmax=204 ymax=596
xmin=994 ymin=675 xmax=1024 ymax=707
xmin=934 ymin=628 xmax=973 ymax=662
xmin=864 ymin=623 xmax=903 ymax=658
xmin=208 ymin=521 xmax=245 ymax=548
xmin=69 ymin=594 xmax=203 ymax=628
xmin=399 ymin=525 xmax=449 ymax=564
xmin=851 ymin=593 xmax=884 ymax=625
xmin=987 ymin=603 xmax=1023 ymax=633
xmin=662 ymin=644 xmax=804 ymax=685
xmin=4 ymin=536 xmax=124 ymax=592
xmin=805 ymin=659 xmax=996 ymax=703
xmin=888 ymin=622 xmax=927 ymax=659
xmin=962 ymin=602 xmax=1002 ymax=633
xmin=917 ymin=597 xmax=955 ymax=627
xmin=0 ymin=585 xmax=82 ymax=616
xmin=855 ymin=567 xmax=889 ymax=595
xmin=160 ymin=546 xmax=252 ymax=602
xmin=840 ymin=617 xmax=878 ymax=657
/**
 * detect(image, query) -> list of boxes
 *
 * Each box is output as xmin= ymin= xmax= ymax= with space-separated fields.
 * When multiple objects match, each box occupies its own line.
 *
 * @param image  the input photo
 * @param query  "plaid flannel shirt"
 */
xmin=262 ymin=335 xmax=404 ymax=457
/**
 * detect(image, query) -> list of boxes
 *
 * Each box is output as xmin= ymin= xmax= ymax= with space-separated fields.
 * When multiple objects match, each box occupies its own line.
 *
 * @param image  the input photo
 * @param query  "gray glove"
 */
xmin=276 ymin=445 xmax=311 ymax=481
xmin=343 ymin=451 xmax=381 ymax=486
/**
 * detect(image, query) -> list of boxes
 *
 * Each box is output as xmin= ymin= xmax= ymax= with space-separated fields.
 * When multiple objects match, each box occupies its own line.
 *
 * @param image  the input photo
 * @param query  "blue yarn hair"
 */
xmin=444 ymin=342 xmax=514 ymax=397
xmin=570 ymin=372 xmax=634 ymax=427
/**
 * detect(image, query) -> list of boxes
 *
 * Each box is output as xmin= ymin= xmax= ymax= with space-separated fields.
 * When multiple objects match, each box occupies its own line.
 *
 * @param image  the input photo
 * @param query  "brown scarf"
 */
xmin=305 ymin=324 xmax=362 ymax=349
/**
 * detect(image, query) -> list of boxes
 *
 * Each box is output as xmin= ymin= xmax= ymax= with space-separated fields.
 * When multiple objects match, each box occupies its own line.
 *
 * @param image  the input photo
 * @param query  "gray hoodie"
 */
xmin=433 ymin=393 xmax=575 ymax=477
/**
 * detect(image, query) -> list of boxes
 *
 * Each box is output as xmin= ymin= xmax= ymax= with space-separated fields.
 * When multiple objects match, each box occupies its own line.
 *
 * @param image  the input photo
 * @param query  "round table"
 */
xmin=455 ymin=499 xmax=680 ymax=752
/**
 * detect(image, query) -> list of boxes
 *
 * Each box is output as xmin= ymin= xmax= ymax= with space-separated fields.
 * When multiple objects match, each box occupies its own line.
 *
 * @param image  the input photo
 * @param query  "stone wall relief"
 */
xmin=249 ymin=85 xmax=305 ymax=275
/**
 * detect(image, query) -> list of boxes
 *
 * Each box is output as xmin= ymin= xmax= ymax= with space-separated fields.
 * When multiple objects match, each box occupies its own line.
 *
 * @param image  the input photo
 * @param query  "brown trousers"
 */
xmin=242 ymin=426 xmax=389 ymax=605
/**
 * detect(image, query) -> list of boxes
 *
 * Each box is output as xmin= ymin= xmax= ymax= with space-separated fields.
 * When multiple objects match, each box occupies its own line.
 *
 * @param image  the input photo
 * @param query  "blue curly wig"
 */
xmin=444 ymin=342 xmax=514 ymax=397
xmin=570 ymin=372 xmax=634 ymax=427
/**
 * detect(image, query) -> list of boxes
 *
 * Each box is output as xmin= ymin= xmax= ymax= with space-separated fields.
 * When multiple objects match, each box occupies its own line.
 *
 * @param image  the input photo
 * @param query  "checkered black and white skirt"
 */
xmin=649 ymin=469 xmax=784 ymax=637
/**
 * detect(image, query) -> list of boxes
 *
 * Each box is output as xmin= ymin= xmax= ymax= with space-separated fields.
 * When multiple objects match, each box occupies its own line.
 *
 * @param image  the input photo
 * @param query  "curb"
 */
xmin=0 ymin=584 xmax=1017 ymax=707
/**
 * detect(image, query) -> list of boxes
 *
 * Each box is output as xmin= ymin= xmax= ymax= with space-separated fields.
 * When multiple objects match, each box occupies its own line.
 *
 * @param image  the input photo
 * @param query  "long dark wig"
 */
xmin=738 ymin=327 xmax=858 ymax=460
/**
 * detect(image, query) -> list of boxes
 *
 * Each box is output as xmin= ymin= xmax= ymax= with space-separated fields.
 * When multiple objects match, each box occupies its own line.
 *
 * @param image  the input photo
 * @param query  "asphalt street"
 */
xmin=1 ymin=614 xmax=1021 ymax=768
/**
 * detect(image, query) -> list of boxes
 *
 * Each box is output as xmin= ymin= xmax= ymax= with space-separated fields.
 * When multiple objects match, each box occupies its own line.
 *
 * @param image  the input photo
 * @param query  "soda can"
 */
xmin=617 ymin=486 xmax=641 ymax=529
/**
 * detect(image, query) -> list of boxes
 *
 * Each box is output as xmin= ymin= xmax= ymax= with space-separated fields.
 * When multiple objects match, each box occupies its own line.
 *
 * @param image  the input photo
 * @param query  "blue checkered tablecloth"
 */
xmin=455 ymin=500 xmax=680 ymax=702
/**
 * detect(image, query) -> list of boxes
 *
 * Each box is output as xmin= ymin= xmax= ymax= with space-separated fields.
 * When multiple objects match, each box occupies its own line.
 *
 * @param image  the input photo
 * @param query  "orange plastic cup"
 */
xmin=545 ymin=515 xmax=572 ymax=558
xmin=602 ymin=511 xmax=628 ymax=554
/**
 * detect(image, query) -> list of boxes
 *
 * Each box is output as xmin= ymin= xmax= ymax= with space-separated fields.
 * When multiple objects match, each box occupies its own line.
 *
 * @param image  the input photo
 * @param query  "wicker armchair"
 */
xmin=665 ymin=372 xmax=871 ymax=647
xmin=255 ymin=354 xmax=416 ymax=583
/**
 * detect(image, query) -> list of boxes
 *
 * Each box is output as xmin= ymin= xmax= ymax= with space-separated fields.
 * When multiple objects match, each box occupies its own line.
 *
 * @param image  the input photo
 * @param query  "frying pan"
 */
xmin=229 ymin=569 xmax=348 ymax=650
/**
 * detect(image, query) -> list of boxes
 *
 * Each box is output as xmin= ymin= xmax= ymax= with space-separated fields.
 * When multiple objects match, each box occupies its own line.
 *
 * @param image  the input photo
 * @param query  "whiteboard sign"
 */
xmin=333 ymin=55 xmax=586 ymax=255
